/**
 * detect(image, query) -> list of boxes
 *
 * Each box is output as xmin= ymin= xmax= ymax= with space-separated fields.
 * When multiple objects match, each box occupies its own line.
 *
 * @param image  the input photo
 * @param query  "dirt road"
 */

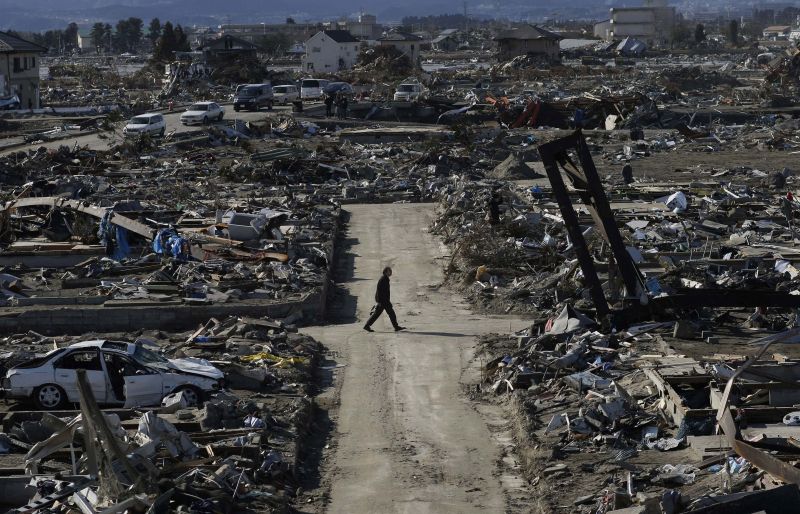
xmin=303 ymin=204 xmax=528 ymax=513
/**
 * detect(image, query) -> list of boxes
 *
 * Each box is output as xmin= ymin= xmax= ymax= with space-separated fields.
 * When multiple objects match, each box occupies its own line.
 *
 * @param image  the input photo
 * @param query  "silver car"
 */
xmin=1 ymin=340 xmax=224 ymax=409
xmin=180 ymin=102 xmax=224 ymax=125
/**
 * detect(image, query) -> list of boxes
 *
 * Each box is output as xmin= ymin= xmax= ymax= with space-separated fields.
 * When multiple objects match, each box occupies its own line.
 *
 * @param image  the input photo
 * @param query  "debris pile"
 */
xmin=0 ymin=314 xmax=326 ymax=512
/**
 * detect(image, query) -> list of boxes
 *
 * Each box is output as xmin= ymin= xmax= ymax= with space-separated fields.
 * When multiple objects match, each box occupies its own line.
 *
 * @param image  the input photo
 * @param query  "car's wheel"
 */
xmin=267 ymin=100 xmax=273 ymax=111
xmin=203 ymin=115 xmax=208 ymax=124
xmin=174 ymin=385 xmax=203 ymax=407
xmin=218 ymin=112 xmax=224 ymax=121
xmin=33 ymin=384 xmax=67 ymax=410
xmin=158 ymin=128 xmax=165 ymax=137
xmin=234 ymin=106 xmax=240 ymax=112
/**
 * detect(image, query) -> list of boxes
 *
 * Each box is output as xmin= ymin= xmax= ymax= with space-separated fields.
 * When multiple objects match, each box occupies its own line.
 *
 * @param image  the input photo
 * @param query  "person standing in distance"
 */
xmin=364 ymin=267 xmax=406 ymax=332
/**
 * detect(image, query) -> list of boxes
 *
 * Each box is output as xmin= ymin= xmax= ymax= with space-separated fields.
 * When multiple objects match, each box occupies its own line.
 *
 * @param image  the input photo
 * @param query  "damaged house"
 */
xmin=492 ymin=24 xmax=562 ymax=63
xmin=199 ymin=34 xmax=260 ymax=62
xmin=0 ymin=31 xmax=46 ymax=109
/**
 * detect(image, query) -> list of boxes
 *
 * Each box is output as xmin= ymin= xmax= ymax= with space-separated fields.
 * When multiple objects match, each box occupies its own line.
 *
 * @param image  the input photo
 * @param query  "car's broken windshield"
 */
xmin=132 ymin=345 xmax=170 ymax=370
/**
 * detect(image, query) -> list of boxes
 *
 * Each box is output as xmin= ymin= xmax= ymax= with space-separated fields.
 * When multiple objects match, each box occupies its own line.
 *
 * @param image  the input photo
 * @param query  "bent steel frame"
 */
xmin=538 ymin=130 xmax=643 ymax=319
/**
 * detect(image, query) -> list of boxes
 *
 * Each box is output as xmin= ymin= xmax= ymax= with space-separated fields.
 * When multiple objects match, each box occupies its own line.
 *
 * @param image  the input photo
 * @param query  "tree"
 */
xmin=258 ymin=33 xmax=291 ymax=56
xmin=148 ymin=18 xmax=162 ymax=45
xmin=127 ymin=17 xmax=143 ymax=51
xmin=671 ymin=20 xmax=690 ymax=44
xmin=42 ymin=30 xmax=64 ymax=52
xmin=286 ymin=17 xmax=296 ymax=24
xmin=729 ymin=19 xmax=739 ymax=46
xmin=174 ymin=24 xmax=190 ymax=52
xmin=154 ymin=21 xmax=177 ymax=61
xmin=64 ymin=22 xmax=79 ymax=50
xmin=694 ymin=23 xmax=706 ymax=44
xmin=115 ymin=17 xmax=143 ymax=53
xmin=90 ymin=22 xmax=107 ymax=53
xmin=103 ymin=23 xmax=112 ymax=52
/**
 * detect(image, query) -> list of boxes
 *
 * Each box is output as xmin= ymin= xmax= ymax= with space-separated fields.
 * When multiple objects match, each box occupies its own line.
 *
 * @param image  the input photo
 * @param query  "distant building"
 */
xmin=432 ymin=29 xmax=461 ymax=52
xmin=220 ymin=23 xmax=317 ymax=45
xmin=302 ymin=30 xmax=361 ymax=73
xmin=593 ymin=20 xmax=612 ymax=40
xmin=0 ymin=31 xmax=46 ymax=109
xmin=493 ymin=25 xmax=562 ymax=61
xmin=347 ymin=14 xmax=381 ymax=41
xmin=763 ymin=25 xmax=792 ymax=40
xmin=77 ymin=30 xmax=94 ymax=52
xmin=378 ymin=31 xmax=423 ymax=65
xmin=199 ymin=34 xmax=260 ymax=60
xmin=607 ymin=4 xmax=675 ymax=46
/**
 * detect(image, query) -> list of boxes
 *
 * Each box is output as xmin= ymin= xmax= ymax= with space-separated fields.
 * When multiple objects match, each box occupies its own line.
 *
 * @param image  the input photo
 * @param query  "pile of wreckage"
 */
xmin=0 ymin=314 xmax=325 ymax=513
xmin=430 ymin=130 xmax=800 ymax=513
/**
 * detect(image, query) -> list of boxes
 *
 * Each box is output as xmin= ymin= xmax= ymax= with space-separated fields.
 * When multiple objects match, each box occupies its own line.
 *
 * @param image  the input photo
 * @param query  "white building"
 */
xmin=77 ymin=30 xmax=94 ymax=52
xmin=605 ymin=5 xmax=675 ymax=45
xmin=302 ymin=30 xmax=361 ymax=73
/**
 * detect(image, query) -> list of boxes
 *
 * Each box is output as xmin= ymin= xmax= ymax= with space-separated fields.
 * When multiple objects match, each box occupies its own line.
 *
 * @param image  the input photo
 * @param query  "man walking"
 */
xmin=364 ymin=267 xmax=405 ymax=332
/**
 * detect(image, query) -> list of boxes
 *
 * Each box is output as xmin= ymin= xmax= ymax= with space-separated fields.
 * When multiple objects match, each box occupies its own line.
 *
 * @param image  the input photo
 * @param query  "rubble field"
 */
xmin=6 ymin=42 xmax=800 ymax=514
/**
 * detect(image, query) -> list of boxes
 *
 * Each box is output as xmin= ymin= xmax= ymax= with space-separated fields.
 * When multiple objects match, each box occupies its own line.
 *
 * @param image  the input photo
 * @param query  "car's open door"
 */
xmin=122 ymin=361 xmax=164 ymax=408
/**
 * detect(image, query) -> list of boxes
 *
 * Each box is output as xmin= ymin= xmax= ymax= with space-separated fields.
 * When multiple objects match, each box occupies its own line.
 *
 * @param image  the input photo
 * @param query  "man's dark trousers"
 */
xmin=365 ymin=302 xmax=399 ymax=329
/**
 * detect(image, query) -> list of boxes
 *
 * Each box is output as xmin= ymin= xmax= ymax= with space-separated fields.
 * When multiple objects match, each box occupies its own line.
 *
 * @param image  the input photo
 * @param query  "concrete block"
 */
xmin=673 ymin=320 xmax=698 ymax=339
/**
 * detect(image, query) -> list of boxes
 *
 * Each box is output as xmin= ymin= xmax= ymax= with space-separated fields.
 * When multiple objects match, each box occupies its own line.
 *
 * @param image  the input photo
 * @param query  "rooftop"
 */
xmin=322 ymin=30 xmax=360 ymax=43
xmin=493 ymin=25 xmax=562 ymax=42
xmin=0 ymin=31 xmax=47 ymax=53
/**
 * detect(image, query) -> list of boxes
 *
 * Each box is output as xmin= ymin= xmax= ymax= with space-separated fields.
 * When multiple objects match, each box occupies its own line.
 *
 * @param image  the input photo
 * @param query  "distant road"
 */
xmin=0 ymin=104 xmax=297 ymax=156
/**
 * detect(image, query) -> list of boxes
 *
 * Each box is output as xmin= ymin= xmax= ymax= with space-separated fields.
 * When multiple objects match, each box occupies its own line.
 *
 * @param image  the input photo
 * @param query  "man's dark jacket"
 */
xmin=375 ymin=275 xmax=390 ymax=304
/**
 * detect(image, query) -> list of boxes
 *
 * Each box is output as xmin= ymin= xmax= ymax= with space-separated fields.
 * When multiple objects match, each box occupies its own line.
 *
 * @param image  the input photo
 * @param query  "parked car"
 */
xmin=300 ymin=78 xmax=330 ymax=100
xmin=0 ymin=94 xmax=20 ymax=110
xmin=233 ymin=83 xmax=274 ymax=112
xmin=393 ymin=82 xmax=425 ymax=101
xmin=324 ymin=82 xmax=354 ymax=97
xmin=1 ymin=340 xmax=224 ymax=409
xmin=123 ymin=112 xmax=166 ymax=137
xmin=273 ymin=84 xmax=299 ymax=105
xmin=180 ymin=102 xmax=224 ymax=125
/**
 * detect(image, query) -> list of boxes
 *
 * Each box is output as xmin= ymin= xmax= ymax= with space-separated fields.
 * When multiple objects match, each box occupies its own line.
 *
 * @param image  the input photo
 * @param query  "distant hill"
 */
xmin=0 ymin=0 xmax=617 ymax=31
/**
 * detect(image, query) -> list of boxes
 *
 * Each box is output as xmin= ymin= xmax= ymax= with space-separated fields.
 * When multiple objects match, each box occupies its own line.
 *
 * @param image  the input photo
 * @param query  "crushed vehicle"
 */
xmin=1 ymin=340 xmax=223 ymax=409
xmin=324 ymin=81 xmax=354 ymax=97
xmin=393 ymin=81 xmax=425 ymax=101
xmin=0 ymin=94 xmax=20 ymax=110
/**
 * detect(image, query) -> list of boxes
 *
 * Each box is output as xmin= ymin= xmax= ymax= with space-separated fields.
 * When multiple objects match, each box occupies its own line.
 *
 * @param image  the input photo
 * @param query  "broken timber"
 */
xmin=1 ymin=197 xmax=155 ymax=240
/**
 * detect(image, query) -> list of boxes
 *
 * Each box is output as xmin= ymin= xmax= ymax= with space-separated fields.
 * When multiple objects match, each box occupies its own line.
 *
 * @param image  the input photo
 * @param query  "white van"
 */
xmin=393 ymin=82 xmax=425 ymax=101
xmin=123 ymin=113 xmax=166 ymax=137
xmin=300 ymin=78 xmax=330 ymax=100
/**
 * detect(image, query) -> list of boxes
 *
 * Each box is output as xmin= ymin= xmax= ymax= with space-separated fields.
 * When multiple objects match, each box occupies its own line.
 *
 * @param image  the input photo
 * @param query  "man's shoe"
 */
xmin=363 ymin=326 xmax=374 ymax=332
xmin=394 ymin=326 xmax=406 ymax=332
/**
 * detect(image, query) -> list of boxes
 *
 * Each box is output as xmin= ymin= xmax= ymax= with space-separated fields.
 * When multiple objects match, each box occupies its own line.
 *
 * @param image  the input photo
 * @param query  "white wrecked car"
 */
xmin=1 ymin=340 xmax=223 ymax=409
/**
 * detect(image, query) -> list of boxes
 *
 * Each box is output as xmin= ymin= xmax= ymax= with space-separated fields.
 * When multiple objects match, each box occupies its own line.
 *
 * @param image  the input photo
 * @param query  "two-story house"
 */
xmin=377 ymin=32 xmax=423 ymax=66
xmin=302 ymin=30 xmax=361 ymax=73
xmin=0 ymin=31 xmax=47 ymax=109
